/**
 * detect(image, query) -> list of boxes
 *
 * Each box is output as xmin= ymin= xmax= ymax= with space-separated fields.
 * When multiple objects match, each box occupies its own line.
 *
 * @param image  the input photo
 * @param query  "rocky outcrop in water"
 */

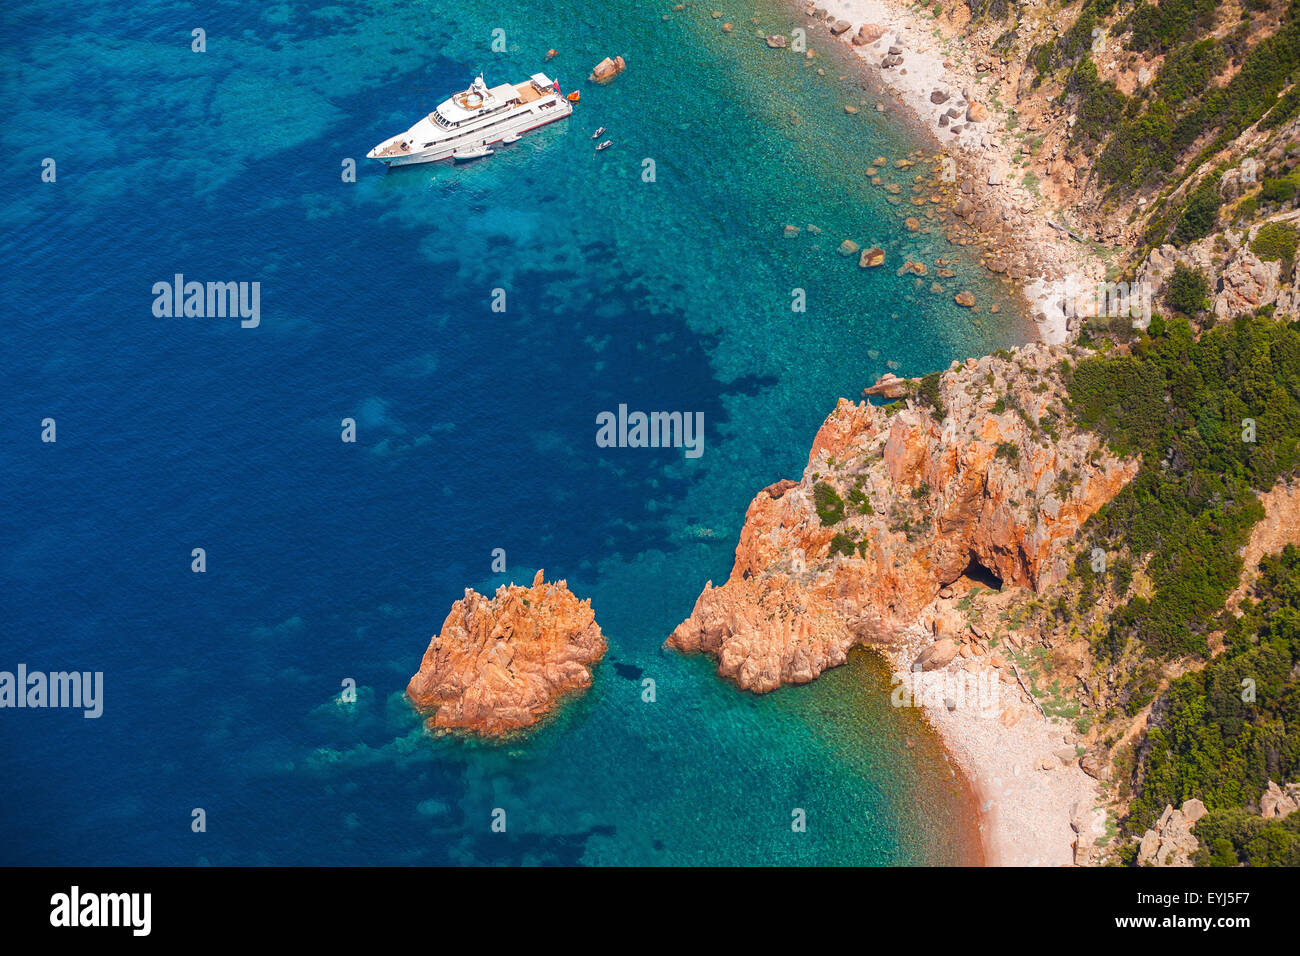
xmin=589 ymin=56 xmax=626 ymax=83
xmin=407 ymin=570 xmax=605 ymax=736
xmin=666 ymin=345 xmax=1138 ymax=692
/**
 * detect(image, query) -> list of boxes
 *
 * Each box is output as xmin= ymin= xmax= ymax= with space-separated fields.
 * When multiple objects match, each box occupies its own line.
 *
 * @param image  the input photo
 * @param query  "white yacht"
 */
xmin=367 ymin=73 xmax=573 ymax=166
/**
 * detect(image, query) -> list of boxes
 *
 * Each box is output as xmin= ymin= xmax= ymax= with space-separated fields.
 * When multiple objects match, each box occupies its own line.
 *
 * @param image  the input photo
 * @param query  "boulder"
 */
xmin=837 ymin=238 xmax=860 ymax=256
xmin=954 ymin=291 xmax=976 ymax=307
xmin=853 ymin=23 xmax=885 ymax=45
xmin=766 ymin=34 xmax=788 ymax=49
xmin=863 ymin=372 xmax=909 ymax=398
xmin=589 ymin=55 xmax=627 ymax=83
xmin=1261 ymin=780 xmax=1300 ymax=819
xmin=914 ymin=637 xmax=959 ymax=671
xmin=966 ymin=103 xmax=989 ymax=122
xmin=830 ymin=19 xmax=852 ymax=36
xmin=860 ymin=247 xmax=885 ymax=267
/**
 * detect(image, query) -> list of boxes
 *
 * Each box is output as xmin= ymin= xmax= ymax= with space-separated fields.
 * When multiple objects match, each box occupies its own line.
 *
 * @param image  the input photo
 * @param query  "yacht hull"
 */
xmin=368 ymin=91 xmax=572 ymax=167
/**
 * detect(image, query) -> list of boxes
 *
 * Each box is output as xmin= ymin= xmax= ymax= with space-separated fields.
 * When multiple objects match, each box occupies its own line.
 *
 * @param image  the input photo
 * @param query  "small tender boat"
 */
xmin=453 ymin=144 xmax=494 ymax=161
xmin=590 ymin=126 xmax=606 ymax=139
xmin=595 ymin=140 xmax=613 ymax=151
xmin=567 ymin=90 xmax=581 ymax=102
xmin=501 ymin=133 xmax=522 ymax=144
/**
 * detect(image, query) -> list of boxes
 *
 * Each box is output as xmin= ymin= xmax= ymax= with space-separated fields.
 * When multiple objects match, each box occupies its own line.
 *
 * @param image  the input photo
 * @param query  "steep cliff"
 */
xmin=407 ymin=570 xmax=606 ymax=736
xmin=667 ymin=344 xmax=1138 ymax=692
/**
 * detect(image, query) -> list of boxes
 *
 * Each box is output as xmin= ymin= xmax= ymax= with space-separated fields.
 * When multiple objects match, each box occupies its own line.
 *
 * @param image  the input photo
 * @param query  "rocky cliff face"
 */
xmin=1139 ymin=213 xmax=1300 ymax=322
xmin=407 ymin=570 xmax=606 ymax=736
xmin=667 ymin=344 xmax=1138 ymax=692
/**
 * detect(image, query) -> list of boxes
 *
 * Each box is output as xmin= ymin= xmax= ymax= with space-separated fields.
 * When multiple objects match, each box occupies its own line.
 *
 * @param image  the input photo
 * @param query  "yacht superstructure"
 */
xmin=367 ymin=73 xmax=572 ymax=166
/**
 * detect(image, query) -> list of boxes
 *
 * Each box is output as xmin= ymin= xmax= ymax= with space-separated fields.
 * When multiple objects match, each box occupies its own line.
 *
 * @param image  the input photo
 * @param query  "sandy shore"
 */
xmin=885 ymin=617 xmax=1105 ymax=867
xmin=797 ymin=0 xmax=1103 ymax=344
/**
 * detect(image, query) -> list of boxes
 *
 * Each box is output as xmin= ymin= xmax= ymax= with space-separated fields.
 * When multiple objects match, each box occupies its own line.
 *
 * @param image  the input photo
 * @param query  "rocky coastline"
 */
xmin=667 ymin=344 xmax=1133 ymax=864
xmin=786 ymin=0 xmax=1107 ymax=343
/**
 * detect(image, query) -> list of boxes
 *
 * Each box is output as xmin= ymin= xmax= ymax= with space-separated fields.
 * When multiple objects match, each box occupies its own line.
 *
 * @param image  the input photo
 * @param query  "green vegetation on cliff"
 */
xmin=1067 ymin=314 xmax=1300 ymax=666
xmin=1042 ymin=0 xmax=1300 ymax=236
xmin=1129 ymin=545 xmax=1300 ymax=853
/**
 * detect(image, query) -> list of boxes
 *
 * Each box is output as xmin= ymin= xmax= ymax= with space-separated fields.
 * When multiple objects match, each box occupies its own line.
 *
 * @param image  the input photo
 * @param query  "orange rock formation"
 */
xmin=667 ymin=344 xmax=1138 ymax=692
xmin=407 ymin=570 xmax=606 ymax=736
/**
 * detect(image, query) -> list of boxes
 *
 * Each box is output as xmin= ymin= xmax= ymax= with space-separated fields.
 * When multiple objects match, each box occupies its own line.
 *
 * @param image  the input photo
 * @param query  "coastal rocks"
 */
xmin=763 ymin=478 xmax=800 ymax=500
xmin=930 ymin=90 xmax=951 ymax=105
xmin=920 ymin=642 xmax=961 ymax=671
xmin=1136 ymin=800 xmax=1206 ymax=866
xmin=881 ymin=53 xmax=903 ymax=69
xmin=863 ymin=372 xmax=910 ymax=398
xmin=1070 ymin=801 xmax=1110 ymax=865
xmin=406 ymin=570 xmax=606 ymax=736
xmin=1261 ymin=780 xmax=1300 ymax=819
xmin=783 ymin=224 xmax=801 ymax=238
xmin=589 ymin=55 xmax=626 ymax=83
xmin=830 ymin=19 xmax=852 ymax=36
xmin=667 ymin=345 xmax=1140 ymax=692
xmin=766 ymin=34 xmax=788 ymax=49
xmin=954 ymin=290 xmax=976 ymax=307
xmin=853 ymin=23 xmax=885 ymax=45
xmin=860 ymin=247 xmax=885 ymax=267
xmin=837 ymin=238 xmax=861 ymax=256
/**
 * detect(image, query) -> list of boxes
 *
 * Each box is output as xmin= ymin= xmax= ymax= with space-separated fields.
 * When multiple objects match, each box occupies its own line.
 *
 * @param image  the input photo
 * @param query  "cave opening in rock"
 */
xmin=962 ymin=553 xmax=1003 ymax=591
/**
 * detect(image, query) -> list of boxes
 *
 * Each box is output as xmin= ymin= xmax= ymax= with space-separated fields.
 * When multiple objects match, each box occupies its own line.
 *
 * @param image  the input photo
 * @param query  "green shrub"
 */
xmin=847 ymin=486 xmax=874 ymax=515
xmin=828 ymin=532 xmax=856 ymax=558
xmin=1250 ymin=220 xmax=1300 ymax=271
xmin=1172 ymin=176 xmax=1223 ymax=245
xmin=1260 ymin=172 xmax=1299 ymax=205
xmin=1165 ymin=262 xmax=1211 ymax=315
xmin=813 ymin=481 xmax=846 ymax=525
xmin=917 ymin=371 xmax=946 ymax=422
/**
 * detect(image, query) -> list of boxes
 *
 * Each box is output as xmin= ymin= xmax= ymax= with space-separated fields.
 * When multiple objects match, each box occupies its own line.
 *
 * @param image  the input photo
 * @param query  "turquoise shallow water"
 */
xmin=1 ymin=0 xmax=1025 ymax=864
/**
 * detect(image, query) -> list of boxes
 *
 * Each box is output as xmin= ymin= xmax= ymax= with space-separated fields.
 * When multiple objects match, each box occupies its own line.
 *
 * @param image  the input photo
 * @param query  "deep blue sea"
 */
xmin=2 ymin=0 xmax=1030 ymax=864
